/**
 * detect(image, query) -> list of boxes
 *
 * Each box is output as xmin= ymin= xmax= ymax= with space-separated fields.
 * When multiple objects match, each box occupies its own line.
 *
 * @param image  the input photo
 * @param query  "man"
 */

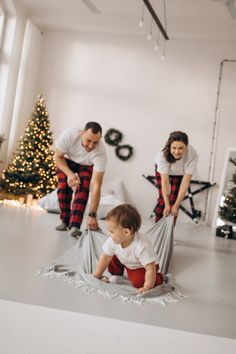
xmin=55 ymin=122 xmax=107 ymax=237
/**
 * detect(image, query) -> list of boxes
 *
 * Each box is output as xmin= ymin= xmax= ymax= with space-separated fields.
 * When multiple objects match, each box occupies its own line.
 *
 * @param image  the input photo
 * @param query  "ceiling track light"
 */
xmin=154 ymin=29 xmax=160 ymax=50
xmin=147 ymin=18 xmax=153 ymax=40
xmin=142 ymin=0 xmax=169 ymax=40
xmin=139 ymin=0 xmax=169 ymax=59
xmin=139 ymin=2 xmax=145 ymax=27
xmin=161 ymin=39 xmax=166 ymax=60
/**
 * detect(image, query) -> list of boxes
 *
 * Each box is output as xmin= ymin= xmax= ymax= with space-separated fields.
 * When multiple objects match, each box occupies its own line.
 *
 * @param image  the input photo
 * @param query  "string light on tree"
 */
xmin=0 ymin=94 xmax=57 ymax=198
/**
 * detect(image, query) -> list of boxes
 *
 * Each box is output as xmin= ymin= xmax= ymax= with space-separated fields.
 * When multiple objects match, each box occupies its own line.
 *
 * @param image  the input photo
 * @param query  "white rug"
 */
xmin=39 ymin=216 xmax=183 ymax=305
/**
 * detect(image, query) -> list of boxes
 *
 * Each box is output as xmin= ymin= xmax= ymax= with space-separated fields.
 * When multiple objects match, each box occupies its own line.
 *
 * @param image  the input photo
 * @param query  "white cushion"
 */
xmin=38 ymin=190 xmax=59 ymax=212
xmin=94 ymin=194 xmax=123 ymax=219
xmin=102 ymin=179 xmax=126 ymax=203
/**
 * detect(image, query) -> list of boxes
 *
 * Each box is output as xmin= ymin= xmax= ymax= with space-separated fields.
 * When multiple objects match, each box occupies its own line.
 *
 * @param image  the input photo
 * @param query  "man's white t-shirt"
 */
xmin=102 ymin=232 xmax=158 ymax=269
xmin=155 ymin=144 xmax=198 ymax=176
xmin=55 ymin=127 xmax=107 ymax=172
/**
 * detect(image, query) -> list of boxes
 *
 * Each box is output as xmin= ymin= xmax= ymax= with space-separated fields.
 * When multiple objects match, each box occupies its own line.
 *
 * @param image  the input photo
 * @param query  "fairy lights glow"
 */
xmin=0 ymin=198 xmax=45 ymax=211
xmin=0 ymin=94 xmax=57 ymax=199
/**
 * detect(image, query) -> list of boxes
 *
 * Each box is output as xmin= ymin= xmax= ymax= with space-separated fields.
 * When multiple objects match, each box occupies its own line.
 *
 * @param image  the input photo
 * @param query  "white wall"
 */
xmin=7 ymin=19 xmax=43 ymax=160
xmin=0 ymin=1 xmax=42 ymax=165
xmin=34 ymin=30 xmax=236 ymax=223
xmin=0 ymin=0 xmax=26 ymax=162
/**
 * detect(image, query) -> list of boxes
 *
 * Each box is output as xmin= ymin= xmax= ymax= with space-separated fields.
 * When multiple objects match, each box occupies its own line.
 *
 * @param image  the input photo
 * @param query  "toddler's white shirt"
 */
xmin=102 ymin=232 xmax=158 ymax=269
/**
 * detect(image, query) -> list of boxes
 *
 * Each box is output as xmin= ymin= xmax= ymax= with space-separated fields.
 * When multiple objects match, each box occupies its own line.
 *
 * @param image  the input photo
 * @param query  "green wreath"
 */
xmin=104 ymin=128 xmax=123 ymax=146
xmin=115 ymin=144 xmax=133 ymax=161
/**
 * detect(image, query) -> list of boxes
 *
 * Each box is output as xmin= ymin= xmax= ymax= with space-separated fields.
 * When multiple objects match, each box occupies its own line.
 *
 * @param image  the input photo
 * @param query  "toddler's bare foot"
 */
xmin=100 ymin=276 xmax=109 ymax=283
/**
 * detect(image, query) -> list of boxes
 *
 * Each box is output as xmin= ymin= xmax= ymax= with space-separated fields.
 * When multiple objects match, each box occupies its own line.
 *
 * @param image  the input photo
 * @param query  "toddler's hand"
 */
xmin=92 ymin=273 xmax=100 ymax=279
xmin=92 ymin=274 xmax=109 ymax=283
xmin=137 ymin=286 xmax=151 ymax=294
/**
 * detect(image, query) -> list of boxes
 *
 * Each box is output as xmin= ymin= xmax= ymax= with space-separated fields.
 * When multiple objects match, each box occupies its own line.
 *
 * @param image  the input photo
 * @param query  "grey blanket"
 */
xmin=39 ymin=216 xmax=183 ymax=305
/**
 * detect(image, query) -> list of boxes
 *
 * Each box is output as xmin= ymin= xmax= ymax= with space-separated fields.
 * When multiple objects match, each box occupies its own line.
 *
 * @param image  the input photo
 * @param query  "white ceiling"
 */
xmin=11 ymin=0 xmax=236 ymax=41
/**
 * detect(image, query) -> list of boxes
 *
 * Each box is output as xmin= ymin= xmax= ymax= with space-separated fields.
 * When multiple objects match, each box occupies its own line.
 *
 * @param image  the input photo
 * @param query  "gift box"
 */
xmin=216 ymin=224 xmax=236 ymax=239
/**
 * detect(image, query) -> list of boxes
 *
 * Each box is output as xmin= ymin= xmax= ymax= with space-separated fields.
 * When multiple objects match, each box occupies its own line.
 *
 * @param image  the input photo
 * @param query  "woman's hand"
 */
xmin=163 ymin=204 xmax=171 ymax=216
xmin=171 ymin=203 xmax=179 ymax=217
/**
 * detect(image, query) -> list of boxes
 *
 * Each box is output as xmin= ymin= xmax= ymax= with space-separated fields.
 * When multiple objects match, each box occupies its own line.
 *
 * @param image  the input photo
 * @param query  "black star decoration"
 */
xmin=142 ymin=175 xmax=216 ymax=223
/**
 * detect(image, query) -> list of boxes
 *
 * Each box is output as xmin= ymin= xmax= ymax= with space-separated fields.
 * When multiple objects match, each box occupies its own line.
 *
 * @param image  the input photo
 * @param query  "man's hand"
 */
xmin=67 ymin=173 xmax=80 ymax=189
xmin=87 ymin=216 xmax=99 ymax=230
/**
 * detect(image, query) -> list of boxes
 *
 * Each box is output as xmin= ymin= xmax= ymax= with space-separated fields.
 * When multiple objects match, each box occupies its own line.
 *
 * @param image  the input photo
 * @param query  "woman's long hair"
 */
xmin=162 ymin=131 xmax=188 ymax=163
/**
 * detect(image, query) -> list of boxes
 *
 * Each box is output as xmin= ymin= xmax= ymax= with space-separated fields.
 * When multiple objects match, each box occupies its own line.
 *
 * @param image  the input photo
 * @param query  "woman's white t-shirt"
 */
xmin=102 ymin=232 xmax=158 ymax=269
xmin=55 ymin=127 xmax=107 ymax=172
xmin=155 ymin=144 xmax=198 ymax=176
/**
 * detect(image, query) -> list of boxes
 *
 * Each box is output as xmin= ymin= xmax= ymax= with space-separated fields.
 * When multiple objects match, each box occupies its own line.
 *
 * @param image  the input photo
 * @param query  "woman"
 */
xmin=154 ymin=131 xmax=198 ymax=223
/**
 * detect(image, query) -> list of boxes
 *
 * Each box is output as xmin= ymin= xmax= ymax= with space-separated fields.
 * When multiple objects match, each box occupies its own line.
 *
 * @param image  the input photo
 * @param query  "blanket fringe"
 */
xmin=38 ymin=264 xmax=185 ymax=306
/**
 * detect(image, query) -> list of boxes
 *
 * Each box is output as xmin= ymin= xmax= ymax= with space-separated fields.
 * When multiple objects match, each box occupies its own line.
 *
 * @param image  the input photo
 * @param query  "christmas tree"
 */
xmin=219 ymin=157 xmax=236 ymax=224
xmin=0 ymin=94 xmax=57 ymax=198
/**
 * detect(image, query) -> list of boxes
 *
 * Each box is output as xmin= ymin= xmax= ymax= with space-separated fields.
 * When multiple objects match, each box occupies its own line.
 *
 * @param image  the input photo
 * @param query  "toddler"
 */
xmin=93 ymin=204 xmax=163 ymax=293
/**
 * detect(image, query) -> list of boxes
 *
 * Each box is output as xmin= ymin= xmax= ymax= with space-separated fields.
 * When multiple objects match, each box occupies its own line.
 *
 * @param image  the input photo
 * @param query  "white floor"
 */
xmin=1 ymin=299 xmax=236 ymax=354
xmin=0 ymin=204 xmax=236 ymax=351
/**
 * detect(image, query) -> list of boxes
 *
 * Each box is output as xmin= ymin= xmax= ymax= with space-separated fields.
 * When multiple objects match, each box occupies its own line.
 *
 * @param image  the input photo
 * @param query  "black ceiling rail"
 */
xmin=143 ymin=0 xmax=169 ymax=40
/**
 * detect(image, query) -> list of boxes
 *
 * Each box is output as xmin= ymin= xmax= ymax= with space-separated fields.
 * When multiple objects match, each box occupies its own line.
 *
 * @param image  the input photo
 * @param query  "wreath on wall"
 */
xmin=104 ymin=128 xmax=123 ymax=146
xmin=115 ymin=145 xmax=133 ymax=161
xmin=104 ymin=128 xmax=134 ymax=161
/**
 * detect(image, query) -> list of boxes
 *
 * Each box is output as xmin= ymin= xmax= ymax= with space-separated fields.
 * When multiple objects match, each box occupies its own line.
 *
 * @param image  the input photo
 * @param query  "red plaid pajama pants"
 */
xmin=57 ymin=159 xmax=93 ymax=228
xmin=155 ymin=166 xmax=183 ymax=223
xmin=108 ymin=255 xmax=163 ymax=289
